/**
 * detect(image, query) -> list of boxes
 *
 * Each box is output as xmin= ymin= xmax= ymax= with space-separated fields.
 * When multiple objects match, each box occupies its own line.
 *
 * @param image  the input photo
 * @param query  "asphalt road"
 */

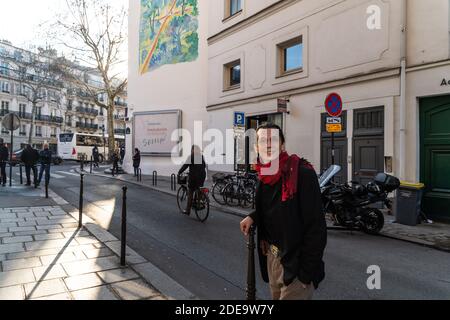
xmin=12 ymin=163 xmax=450 ymax=300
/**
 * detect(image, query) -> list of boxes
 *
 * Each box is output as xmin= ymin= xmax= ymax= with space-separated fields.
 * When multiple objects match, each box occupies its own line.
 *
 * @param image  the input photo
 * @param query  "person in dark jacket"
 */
xmin=112 ymin=150 xmax=120 ymax=176
xmin=120 ymin=145 xmax=125 ymax=165
xmin=37 ymin=143 xmax=52 ymax=187
xmin=0 ymin=138 xmax=9 ymax=187
xmin=240 ymin=123 xmax=327 ymax=300
xmin=21 ymin=144 xmax=40 ymax=187
xmin=133 ymin=148 xmax=141 ymax=177
xmin=92 ymin=146 xmax=100 ymax=168
xmin=178 ymin=145 xmax=206 ymax=216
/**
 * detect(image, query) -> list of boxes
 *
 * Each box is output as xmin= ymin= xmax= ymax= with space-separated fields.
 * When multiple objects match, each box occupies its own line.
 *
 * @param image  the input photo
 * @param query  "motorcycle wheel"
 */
xmin=361 ymin=208 xmax=384 ymax=235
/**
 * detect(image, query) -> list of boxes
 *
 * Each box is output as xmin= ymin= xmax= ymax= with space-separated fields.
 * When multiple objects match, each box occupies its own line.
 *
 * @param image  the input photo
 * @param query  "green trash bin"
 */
xmin=394 ymin=182 xmax=425 ymax=226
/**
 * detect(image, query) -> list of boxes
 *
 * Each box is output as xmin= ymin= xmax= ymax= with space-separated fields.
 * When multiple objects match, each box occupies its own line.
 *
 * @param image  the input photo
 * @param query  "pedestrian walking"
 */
xmin=92 ymin=145 xmax=100 ymax=168
xmin=21 ymin=144 xmax=39 ymax=187
xmin=177 ymin=145 xmax=206 ymax=216
xmin=0 ymin=138 xmax=9 ymax=187
xmin=37 ymin=143 xmax=52 ymax=187
xmin=133 ymin=148 xmax=141 ymax=177
xmin=120 ymin=144 xmax=125 ymax=165
xmin=240 ymin=123 xmax=327 ymax=300
xmin=112 ymin=150 xmax=120 ymax=176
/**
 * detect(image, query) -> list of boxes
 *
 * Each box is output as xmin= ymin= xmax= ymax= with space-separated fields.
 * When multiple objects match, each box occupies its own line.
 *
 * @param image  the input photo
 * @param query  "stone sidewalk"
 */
xmin=0 ymin=186 xmax=196 ymax=300
xmin=85 ymin=168 xmax=450 ymax=253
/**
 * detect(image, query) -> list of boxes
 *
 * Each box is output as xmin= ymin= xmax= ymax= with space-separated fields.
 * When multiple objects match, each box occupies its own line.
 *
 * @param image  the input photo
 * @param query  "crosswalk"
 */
xmin=12 ymin=169 xmax=79 ymax=181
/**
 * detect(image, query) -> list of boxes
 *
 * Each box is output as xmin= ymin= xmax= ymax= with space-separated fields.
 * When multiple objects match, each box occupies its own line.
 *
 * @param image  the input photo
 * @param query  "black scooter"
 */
xmin=320 ymin=165 xmax=400 ymax=235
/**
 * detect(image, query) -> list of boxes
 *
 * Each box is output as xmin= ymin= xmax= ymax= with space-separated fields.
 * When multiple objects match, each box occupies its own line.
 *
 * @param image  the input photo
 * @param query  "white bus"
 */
xmin=58 ymin=133 xmax=125 ymax=162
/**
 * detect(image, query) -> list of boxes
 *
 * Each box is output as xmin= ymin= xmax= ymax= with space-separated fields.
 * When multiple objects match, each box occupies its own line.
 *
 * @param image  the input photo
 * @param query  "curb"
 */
xmin=78 ymin=169 xmax=450 ymax=253
xmin=60 ymin=200 xmax=197 ymax=300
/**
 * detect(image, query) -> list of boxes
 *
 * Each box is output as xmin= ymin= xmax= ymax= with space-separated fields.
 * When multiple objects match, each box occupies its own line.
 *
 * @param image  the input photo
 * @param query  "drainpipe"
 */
xmin=399 ymin=0 xmax=407 ymax=181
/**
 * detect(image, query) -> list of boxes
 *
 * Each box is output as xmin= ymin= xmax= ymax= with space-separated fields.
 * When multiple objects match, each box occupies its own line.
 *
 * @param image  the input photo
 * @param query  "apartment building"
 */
xmin=0 ymin=40 xmax=127 ymax=153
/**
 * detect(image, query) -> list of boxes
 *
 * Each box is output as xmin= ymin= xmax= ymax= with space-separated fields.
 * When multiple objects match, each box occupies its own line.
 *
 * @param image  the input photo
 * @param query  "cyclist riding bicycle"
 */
xmin=178 ymin=145 xmax=207 ymax=216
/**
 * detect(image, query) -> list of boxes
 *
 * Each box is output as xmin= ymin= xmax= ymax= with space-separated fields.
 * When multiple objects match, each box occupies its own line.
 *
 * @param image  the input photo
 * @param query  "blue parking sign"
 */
xmin=234 ymin=112 xmax=245 ymax=127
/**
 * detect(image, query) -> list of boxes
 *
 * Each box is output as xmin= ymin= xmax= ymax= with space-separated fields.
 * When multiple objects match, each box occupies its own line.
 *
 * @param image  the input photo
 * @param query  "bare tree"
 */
xmin=47 ymin=0 xmax=128 ymax=159
xmin=0 ymin=48 xmax=64 ymax=144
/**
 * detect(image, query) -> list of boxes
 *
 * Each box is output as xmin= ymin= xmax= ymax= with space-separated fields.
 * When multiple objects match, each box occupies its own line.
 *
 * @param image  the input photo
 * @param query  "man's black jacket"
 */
xmin=0 ymin=145 xmax=8 ymax=162
xmin=178 ymin=155 xmax=206 ymax=189
xmin=249 ymin=163 xmax=327 ymax=289
xmin=39 ymin=149 xmax=52 ymax=165
xmin=21 ymin=147 xmax=39 ymax=166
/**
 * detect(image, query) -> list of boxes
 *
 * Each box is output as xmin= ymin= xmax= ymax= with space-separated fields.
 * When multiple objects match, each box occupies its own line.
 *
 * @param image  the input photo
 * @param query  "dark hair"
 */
xmin=256 ymin=123 xmax=285 ymax=145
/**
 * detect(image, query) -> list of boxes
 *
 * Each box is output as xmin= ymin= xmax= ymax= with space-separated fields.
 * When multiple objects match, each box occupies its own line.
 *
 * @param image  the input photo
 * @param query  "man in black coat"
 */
xmin=37 ymin=143 xmax=52 ymax=187
xmin=21 ymin=144 xmax=40 ymax=187
xmin=0 ymin=138 xmax=9 ymax=187
xmin=178 ymin=145 xmax=206 ymax=216
xmin=92 ymin=146 xmax=100 ymax=168
xmin=240 ymin=123 xmax=327 ymax=300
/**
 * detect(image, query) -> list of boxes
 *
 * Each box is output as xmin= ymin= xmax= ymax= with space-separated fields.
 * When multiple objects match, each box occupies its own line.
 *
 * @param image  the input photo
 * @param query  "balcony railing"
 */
xmin=114 ymin=129 xmax=126 ymax=135
xmin=19 ymin=132 xmax=26 ymax=136
xmin=76 ymin=106 xmax=99 ymax=116
xmin=0 ymin=110 xmax=10 ymax=116
xmin=76 ymin=122 xmax=99 ymax=130
xmin=114 ymin=101 xmax=128 ymax=107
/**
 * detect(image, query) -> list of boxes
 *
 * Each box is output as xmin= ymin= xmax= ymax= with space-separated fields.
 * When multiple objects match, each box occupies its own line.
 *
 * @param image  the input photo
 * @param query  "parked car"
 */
xmin=10 ymin=149 xmax=63 ymax=166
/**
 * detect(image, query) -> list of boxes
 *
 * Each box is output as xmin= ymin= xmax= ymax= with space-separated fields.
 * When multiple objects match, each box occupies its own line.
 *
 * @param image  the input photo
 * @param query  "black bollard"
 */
xmin=79 ymin=173 xmax=84 ymax=229
xmin=153 ymin=171 xmax=157 ymax=186
xmin=246 ymin=225 xmax=256 ymax=301
xmin=171 ymin=174 xmax=176 ymax=191
xmin=19 ymin=164 xmax=23 ymax=185
xmin=90 ymin=156 xmax=93 ymax=174
xmin=9 ymin=162 xmax=12 ymax=187
xmin=121 ymin=186 xmax=128 ymax=266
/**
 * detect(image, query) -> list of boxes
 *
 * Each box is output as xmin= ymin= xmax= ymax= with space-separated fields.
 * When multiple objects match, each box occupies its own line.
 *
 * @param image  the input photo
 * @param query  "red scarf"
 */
xmin=256 ymin=152 xmax=313 ymax=202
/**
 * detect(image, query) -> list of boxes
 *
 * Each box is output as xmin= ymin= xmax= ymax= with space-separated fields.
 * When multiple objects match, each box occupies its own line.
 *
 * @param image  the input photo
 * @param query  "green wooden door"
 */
xmin=420 ymin=96 xmax=450 ymax=222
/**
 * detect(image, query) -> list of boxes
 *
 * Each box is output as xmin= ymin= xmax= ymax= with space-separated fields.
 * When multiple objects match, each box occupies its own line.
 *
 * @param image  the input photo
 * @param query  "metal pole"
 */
xmin=45 ymin=182 xmax=49 ymax=199
xmin=9 ymin=121 xmax=13 ymax=187
xmin=121 ymin=186 xmax=128 ymax=266
xmin=90 ymin=156 xmax=93 ymax=174
xmin=246 ymin=225 xmax=256 ymax=300
xmin=19 ymin=164 xmax=23 ymax=185
xmin=331 ymin=132 xmax=335 ymax=166
xmin=79 ymin=173 xmax=84 ymax=229
xmin=245 ymin=136 xmax=250 ymax=174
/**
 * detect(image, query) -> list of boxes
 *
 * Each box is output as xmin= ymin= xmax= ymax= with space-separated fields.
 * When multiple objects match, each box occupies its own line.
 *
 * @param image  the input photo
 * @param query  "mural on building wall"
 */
xmin=139 ymin=0 xmax=199 ymax=74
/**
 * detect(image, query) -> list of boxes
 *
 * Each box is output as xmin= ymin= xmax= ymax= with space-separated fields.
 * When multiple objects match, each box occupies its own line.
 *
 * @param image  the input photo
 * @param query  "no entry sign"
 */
xmin=325 ymin=93 xmax=343 ymax=117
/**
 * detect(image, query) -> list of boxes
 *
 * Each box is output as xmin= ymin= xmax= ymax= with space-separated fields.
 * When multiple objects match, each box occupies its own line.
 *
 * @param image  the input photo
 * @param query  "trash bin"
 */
xmin=394 ymin=182 xmax=425 ymax=226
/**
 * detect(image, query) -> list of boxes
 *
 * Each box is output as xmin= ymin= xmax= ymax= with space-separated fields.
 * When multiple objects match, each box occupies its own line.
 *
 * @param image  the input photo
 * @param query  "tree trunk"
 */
xmin=28 ymin=102 xmax=36 ymax=145
xmin=107 ymin=97 xmax=115 ymax=161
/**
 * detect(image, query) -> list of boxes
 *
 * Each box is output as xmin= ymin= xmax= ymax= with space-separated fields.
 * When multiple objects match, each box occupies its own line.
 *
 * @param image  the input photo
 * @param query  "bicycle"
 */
xmin=223 ymin=171 xmax=257 ymax=209
xmin=176 ymin=173 xmax=210 ymax=223
xmin=211 ymin=172 xmax=234 ymax=205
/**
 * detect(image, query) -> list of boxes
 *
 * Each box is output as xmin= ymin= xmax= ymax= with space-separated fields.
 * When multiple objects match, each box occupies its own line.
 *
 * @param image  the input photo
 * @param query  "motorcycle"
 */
xmin=320 ymin=165 xmax=400 ymax=235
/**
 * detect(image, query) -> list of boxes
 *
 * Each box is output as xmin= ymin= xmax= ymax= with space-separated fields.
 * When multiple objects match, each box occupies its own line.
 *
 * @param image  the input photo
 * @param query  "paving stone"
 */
xmin=64 ymin=273 xmax=104 ymax=291
xmin=0 ymin=214 xmax=16 ymax=220
xmin=62 ymin=223 xmax=79 ymax=228
xmin=17 ymin=213 xmax=35 ymax=219
xmin=14 ymin=230 xmax=47 ymax=237
xmin=36 ymin=220 xmax=64 ymax=226
xmin=97 ymin=268 xmax=140 ymax=284
xmin=1 ymin=218 xmax=25 ymax=223
xmin=40 ymin=252 xmax=85 ymax=266
xmin=75 ymin=236 xmax=100 ymax=245
xmin=37 ymin=225 xmax=63 ymax=231
xmin=9 ymin=227 xmax=36 ymax=233
xmin=62 ymin=256 xmax=120 ymax=276
xmin=2 ymin=236 xmax=33 ymax=244
xmin=25 ymin=217 xmax=49 ymax=222
xmin=0 ymin=233 xmax=13 ymax=238
xmin=25 ymin=279 xmax=66 ymax=299
xmin=111 ymin=279 xmax=160 ymax=300
xmin=83 ymin=248 xmax=114 ymax=259
xmin=63 ymin=231 xmax=90 ymax=238
xmin=25 ymin=239 xmax=79 ymax=251
xmin=2 ymin=257 xmax=42 ymax=271
xmin=0 ymin=228 xmax=7 ymax=234
xmin=0 ymin=285 xmax=24 ymax=300
xmin=49 ymin=211 xmax=67 ymax=216
xmin=72 ymin=285 xmax=118 ymax=300
xmin=2 ymin=223 xmax=18 ymax=229
xmin=32 ymin=264 xmax=67 ymax=281
xmin=0 ymin=269 xmax=35 ymax=288
xmin=34 ymin=233 xmax=65 ymax=241
xmin=18 ymin=221 xmax=37 ymax=227
xmin=33 ymin=212 xmax=52 ymax=218
xmin=50 ymin=227 xmax=77 ymax=234
xmin=0 ymin=243 xmax=25 ymax=255
xmin=31 ymin=292 xmax=72 ymax=300
xmin=7 ymin=248 xmax=62 ymax=260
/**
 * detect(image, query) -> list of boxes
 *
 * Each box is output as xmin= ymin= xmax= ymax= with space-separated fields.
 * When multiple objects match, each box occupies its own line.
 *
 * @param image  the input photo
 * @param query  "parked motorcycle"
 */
xmin=320 ymin=165 xmax=400 ymax=235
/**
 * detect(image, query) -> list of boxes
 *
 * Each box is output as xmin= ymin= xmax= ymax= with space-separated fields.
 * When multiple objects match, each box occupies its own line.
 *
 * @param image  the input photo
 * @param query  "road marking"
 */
xmin=55 ymin=171 xmax=79 ymax=177
xmin=16 ymin=172 xmax=65 ymax=179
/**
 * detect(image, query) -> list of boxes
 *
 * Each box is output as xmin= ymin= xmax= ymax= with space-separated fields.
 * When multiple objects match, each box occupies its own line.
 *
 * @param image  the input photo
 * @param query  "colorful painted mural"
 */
xmin=139 ymin=0 xmax=199 ymax=74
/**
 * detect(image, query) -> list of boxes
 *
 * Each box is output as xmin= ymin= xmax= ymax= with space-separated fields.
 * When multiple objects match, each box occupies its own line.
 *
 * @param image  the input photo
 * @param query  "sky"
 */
xmin=0 ymin=0 xmax=128 ymax=75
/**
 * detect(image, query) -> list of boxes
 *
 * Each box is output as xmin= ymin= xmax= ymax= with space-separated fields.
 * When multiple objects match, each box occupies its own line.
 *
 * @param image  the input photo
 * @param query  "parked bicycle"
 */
xmin=211 ymin=172 xmax=234 ymax=205
xmin=223 ymin=171 xmax=257 ymax=209
xmin=177 ymin=173 xmax=210 ymax=223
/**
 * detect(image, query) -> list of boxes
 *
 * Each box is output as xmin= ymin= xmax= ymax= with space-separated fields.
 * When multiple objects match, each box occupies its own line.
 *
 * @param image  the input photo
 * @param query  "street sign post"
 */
xmin=324 ymin=93 xmax=343 ymax=166
xmin=2 ymin=113 xmax=21 ymax=187
xmin=234 ymin=112 xmax=245 ymax=127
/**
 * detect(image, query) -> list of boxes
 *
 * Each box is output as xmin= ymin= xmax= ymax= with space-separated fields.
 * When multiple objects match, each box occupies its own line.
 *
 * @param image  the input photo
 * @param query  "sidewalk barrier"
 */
xmin=137 ymin=168 xmax=142 ymax=182
xmin=246 ymin=224 xmax=256 ymax=300
xmin=152 ymin=171 xmax=158 ymax=187
xmin=121 ymin=186 xmax=128 ymax=266
xmin=45 ymin=182 xmax=49 ymax=199
xmin=90 ymin=156 xmax=93 ymax=174
xmin=171 ymin=174 xmax=176 ymax=191
xmin=9 ymin=162 xmax=12 ymax=187
xmin=79 ymin=173 xmax=84 ymax=228
xmin=19 ymin=164 xmax=23 ymax=185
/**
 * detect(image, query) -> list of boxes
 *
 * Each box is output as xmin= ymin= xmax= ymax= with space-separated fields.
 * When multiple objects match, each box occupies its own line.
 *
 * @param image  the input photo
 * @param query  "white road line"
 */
xmin=55 ymin=171 xmax=80 ymax=177
xmin=16 ymin=172 xmax=65 ymax=179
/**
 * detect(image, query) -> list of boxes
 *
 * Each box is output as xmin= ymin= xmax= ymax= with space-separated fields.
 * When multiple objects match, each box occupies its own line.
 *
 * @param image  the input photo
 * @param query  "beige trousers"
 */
xmin=267 ymin=252 xmax=314 ymax=300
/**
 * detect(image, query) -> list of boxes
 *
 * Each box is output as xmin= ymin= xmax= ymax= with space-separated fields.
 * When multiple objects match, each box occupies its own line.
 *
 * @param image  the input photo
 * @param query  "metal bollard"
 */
xmin=45 ymin=182 xmax=49 ymax=199
xmin=19 ymin=164 xmax=23 ymax=185
xmin=171 ymin=174 xmax=176 ymax=191
xmin=246 ymin=225 xmax=256 ymax=300
xmin=90 ymin=156 xmax=93 ymax=174
xmin=79 ymin=173 xmax=84 ymax=229
xmin=152 ymin=171 xmax=157 ymax=186
xmin=121 ymin=186 xmax=128 ymax=266
xmin=9 ymin=162 xmax=12 ymax=187
xmin=136 ymin=168 xmax=142 ymax=182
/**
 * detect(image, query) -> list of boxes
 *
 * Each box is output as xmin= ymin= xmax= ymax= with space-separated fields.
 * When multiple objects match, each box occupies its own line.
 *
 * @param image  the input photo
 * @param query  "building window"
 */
xmin=0 ymin=61 xmax=9 ymax=76
xmin=1 ymin=81 xmax=9 ymax=93
xmin=36 ymin=126 xmax=42 ymax=137
xmin=1 ymin=101 xmax=9 ymax=115
xmin=277 ymin=37 xmax=303 ymax=77
xmin=19 ymin=104 xmax=26 ymax=117
xmin=225 ymin=0 xmax=242 ymax=19
xmin=224 ymin=60 xmax=241 ymax=90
